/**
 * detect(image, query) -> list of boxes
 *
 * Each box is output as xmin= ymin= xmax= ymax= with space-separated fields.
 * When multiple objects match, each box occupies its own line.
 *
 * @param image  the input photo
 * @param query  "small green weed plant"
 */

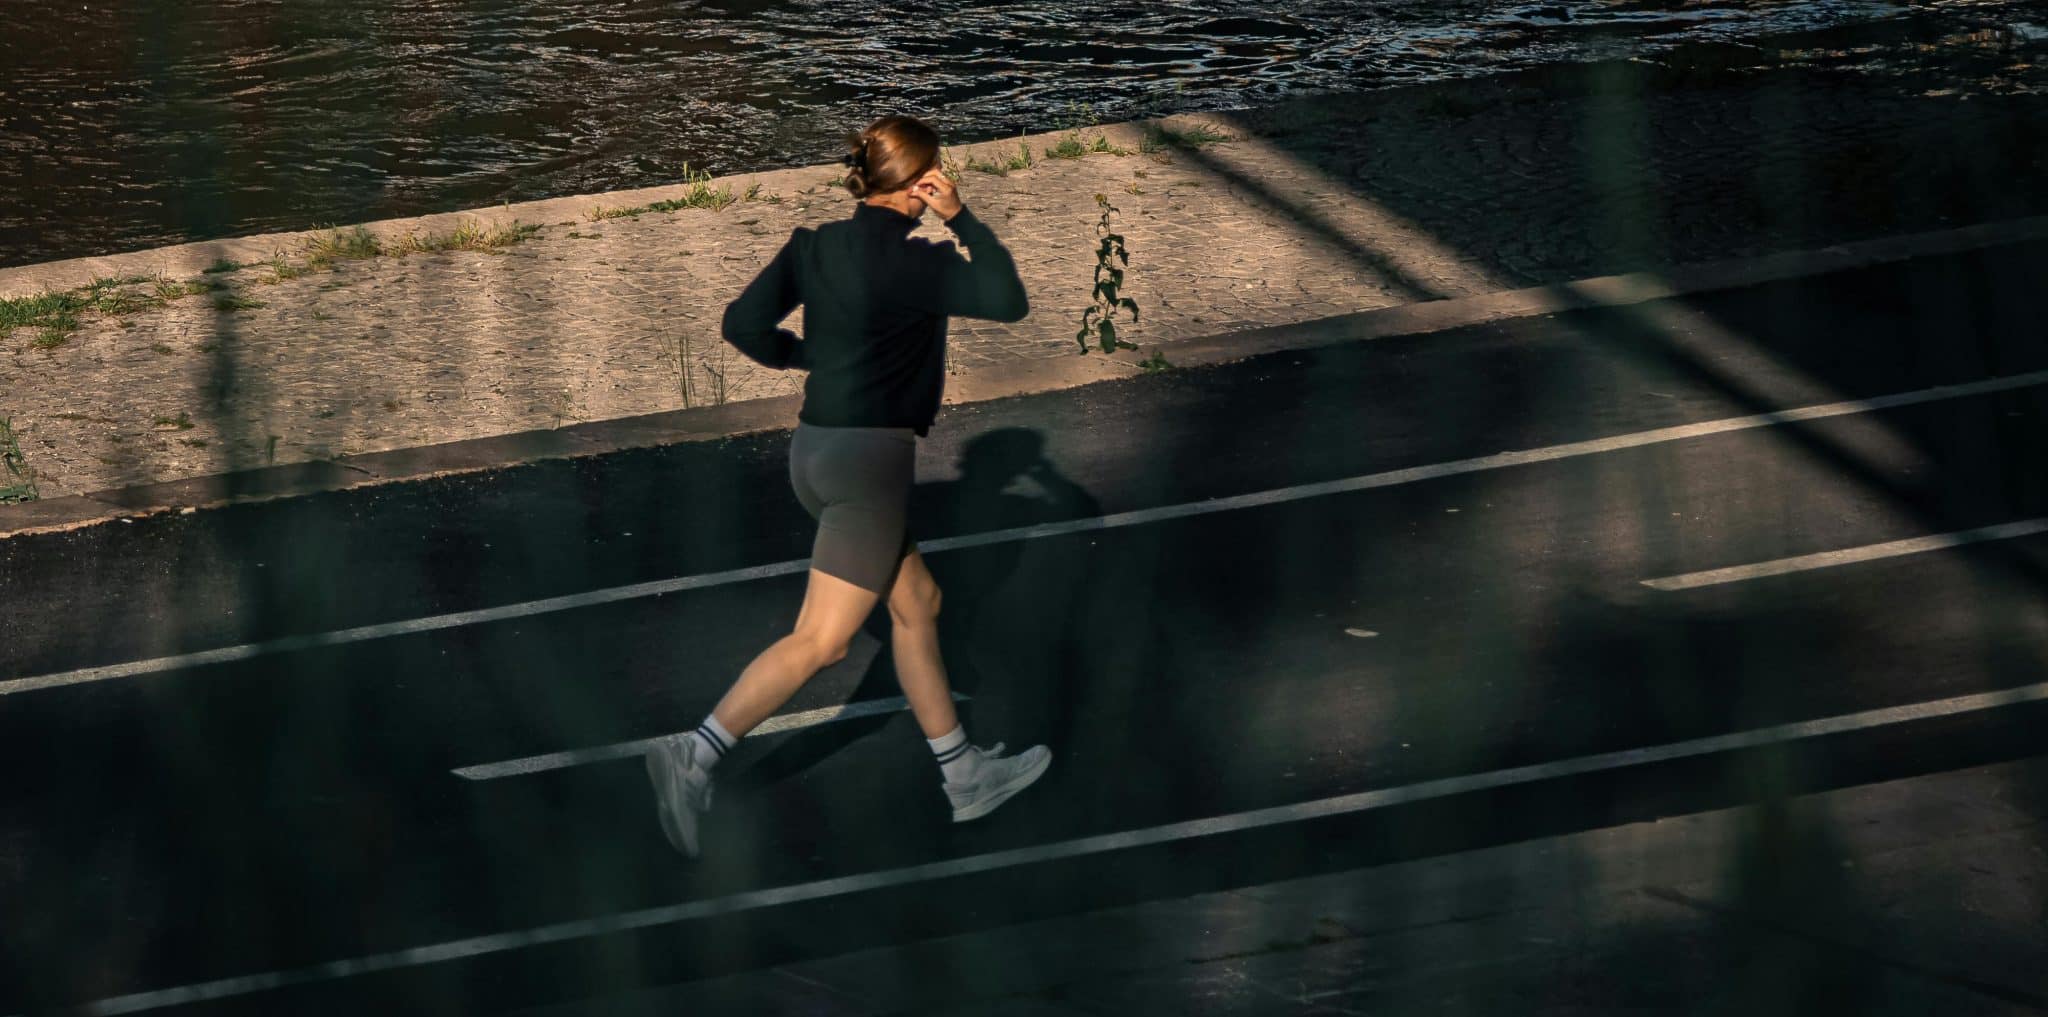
xmin=1077 ymin=193 xmax=1141 ymax=354
xmin=0 ymin=417 xmax=36 ymax=502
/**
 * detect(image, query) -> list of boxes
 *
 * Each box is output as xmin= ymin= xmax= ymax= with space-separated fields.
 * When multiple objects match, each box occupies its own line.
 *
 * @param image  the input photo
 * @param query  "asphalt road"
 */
xmin=2 ymin=240 xmax=2045 ymax=1016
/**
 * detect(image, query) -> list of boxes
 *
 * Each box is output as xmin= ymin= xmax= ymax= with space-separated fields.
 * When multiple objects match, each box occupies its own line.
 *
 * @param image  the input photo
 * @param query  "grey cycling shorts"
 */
xmin=789 ymin=423 xmax=917 ymax=594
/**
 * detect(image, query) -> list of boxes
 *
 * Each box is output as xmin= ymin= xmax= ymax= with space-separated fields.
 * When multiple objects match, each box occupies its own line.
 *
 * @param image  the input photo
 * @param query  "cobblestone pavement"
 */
xmin=3 ymin=19 xmax=2045 ymax=497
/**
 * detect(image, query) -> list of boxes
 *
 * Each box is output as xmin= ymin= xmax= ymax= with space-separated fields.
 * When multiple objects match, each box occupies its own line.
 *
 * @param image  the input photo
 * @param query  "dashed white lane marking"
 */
xmin=1643 ymin=518 xmax=2048 ymax=591
xmin=451 ymin=693 xmax=970 ymax=781
xmin=10 ymin=369 xmax=2048 ymax=699
xmin=60 ymin=678 xmax=2048 ymax=1017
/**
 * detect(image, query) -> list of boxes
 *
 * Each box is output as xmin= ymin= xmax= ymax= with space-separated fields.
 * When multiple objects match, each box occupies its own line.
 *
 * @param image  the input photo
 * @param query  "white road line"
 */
xmin=451 ymin=694 xmax=969 ymax=781
xmin=1644 ymin=518 xmax=2048 ymax=591
xmin=10 ymin=369 xmax=2048 ymax=699
xmin=2 ymin=557 xmax=812 ymax=696
xmin=59 ymin=678 xmax=2048 ymax=1017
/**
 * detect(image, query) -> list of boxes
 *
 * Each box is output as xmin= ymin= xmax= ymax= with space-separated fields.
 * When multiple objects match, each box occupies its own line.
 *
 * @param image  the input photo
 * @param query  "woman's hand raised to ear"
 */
xmin=913 ymin=168 xmax=963 ymax=222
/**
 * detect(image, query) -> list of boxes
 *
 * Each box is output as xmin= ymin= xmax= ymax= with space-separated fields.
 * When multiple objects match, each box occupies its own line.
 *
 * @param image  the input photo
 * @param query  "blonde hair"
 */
xmin=842 ymin=115 xmax=939 ymax=199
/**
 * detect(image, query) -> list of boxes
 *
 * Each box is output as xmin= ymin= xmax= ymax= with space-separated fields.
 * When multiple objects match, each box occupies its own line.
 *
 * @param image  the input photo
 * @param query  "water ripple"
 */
xmin=0 ymin=0 xmax=2029 ymax=265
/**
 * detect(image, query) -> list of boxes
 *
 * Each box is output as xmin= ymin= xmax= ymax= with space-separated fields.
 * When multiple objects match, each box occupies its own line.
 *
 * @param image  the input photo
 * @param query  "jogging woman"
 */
xmin=644 ymin=115 xmax=1052 ymax=858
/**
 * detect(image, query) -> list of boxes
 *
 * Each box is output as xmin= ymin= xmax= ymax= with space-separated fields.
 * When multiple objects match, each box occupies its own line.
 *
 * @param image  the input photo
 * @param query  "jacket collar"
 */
xmin=853 ymin=200 xmax=921 ymax=234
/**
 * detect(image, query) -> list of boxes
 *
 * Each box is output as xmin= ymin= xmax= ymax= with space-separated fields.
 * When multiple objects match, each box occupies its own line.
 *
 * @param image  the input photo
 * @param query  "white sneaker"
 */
xmin=644 ymin=734 xmax=714 ymax=858
xmin=943 ymin=742 xmax=1052 ymax=823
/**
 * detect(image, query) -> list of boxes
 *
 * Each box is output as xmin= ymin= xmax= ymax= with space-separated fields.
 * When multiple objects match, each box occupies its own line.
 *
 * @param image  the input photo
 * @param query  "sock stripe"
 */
xmin=933 ymin=743 xmax=971 ymax=764
xmin=695 ymin=724 xmax=730 ymax=757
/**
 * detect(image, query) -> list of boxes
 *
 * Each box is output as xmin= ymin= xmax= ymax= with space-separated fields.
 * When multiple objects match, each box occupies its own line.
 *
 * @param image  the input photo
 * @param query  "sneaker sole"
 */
xmin=950 ymin=749 xmax=1052 ymax=824
xmin=644 ymin=748 xmax=700 ymax=858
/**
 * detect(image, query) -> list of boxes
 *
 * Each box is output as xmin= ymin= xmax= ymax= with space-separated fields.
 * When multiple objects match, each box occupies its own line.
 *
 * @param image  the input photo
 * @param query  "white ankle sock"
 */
xmin=928 ymin=726 xmax=980 ymax=784
xmin=687 ymin=716 xmax=736 ymax=771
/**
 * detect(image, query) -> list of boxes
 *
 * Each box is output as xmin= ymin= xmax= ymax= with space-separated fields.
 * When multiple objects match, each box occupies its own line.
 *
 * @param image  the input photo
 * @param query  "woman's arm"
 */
xmin=906 ymin=170 xmax=1028 ymax=323
xmin=921 ymin=206 xmax=1030 ymax=323
xmin=720 ymin=230 xmax=807 ymax=369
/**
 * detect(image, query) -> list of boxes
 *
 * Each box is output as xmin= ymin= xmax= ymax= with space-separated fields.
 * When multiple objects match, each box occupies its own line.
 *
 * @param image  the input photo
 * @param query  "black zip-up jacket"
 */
xmin=720 ymin=202 xmax=1029 ymax=436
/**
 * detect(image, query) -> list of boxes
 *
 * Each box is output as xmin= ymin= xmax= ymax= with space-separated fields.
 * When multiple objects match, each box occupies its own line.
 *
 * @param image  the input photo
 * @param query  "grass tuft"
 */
xmin=1046 ymin=131 xmax=1131 ymax=161
xmin=5 ymin=274 xmax=199 ymax=345
xmin=969 ymin=134 xmax=1040 ymax=175
xmin=2 ymin=291 xmax=86 ymax=332
xmin=263 ymin=255 xmax=311 ymax=284
xmin=213 ymin=292 xmax=266 ymax=313
xmin=1088 ymin=134 xmax=1130 ymax=155
xmin=92 ymin=290 xmax=151 ymax=315
xmin=964 ymin=154 xmax=1010 ymax=176
xmin=0 ymin=208 xmax=529 ymax=346
xmin=156 ymin=275 xmax=216 ymax=300
xmin=303 ymin=225 xmax=382 ymax=267
xmin=1045 ymin=137 xmax=1090 ymax=160
xmin=1142 ymin=122 xmax=1233 ymax=154
xmin=395 ymin=218 xmax=541 ymax=254
xmin=662 ymin=164 xmax=743 ymax=212
xmin=594 ymin=166 xmax=747 ymax=218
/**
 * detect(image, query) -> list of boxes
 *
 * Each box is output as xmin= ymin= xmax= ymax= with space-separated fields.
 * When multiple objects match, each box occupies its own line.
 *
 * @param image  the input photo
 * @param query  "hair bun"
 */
xmin=840 ymin=116 xmax=938 ymax=200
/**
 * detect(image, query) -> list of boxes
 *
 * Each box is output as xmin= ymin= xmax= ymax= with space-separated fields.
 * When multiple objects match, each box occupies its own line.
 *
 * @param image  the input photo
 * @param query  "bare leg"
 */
xmin=710 ymin=568 xmax=879 ymax=736
xmin=887 ymin=550 xmax=961 ymax=739
xmin=884 ymin=549 xmax=1052 ymax=821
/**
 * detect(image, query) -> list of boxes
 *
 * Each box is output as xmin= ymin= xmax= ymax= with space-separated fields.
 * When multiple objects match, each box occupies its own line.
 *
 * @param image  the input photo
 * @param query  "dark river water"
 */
xmin=0 ymin=0 xmax=2023 ymax=267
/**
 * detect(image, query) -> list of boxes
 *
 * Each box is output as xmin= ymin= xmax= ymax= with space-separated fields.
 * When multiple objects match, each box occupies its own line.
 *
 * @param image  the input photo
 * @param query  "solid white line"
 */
xmin=1644 ymin=518 xmax=2048 ymax=591
xmin=450 ymin=694 xmax=969 ymax=781
xmin=1 ymin=557 xmax=813 ymax=696
xmin=62 ymin=678 xmax=2048 ymax=1016
xmin=10 ymin=368 xmax=2048 ymax=699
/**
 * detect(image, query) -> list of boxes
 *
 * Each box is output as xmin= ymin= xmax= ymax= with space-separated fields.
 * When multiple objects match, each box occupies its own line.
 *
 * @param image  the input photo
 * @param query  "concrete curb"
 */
xmin=5 ymin=213 xmax=2046 ymax=539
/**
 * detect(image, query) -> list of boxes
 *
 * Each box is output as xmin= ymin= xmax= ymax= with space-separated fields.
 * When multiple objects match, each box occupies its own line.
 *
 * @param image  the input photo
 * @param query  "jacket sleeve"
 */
xmin=720 ymin=229 xmax=807 ymax=369
xmin=913 ymin=206 xmax=1030 ymax=323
